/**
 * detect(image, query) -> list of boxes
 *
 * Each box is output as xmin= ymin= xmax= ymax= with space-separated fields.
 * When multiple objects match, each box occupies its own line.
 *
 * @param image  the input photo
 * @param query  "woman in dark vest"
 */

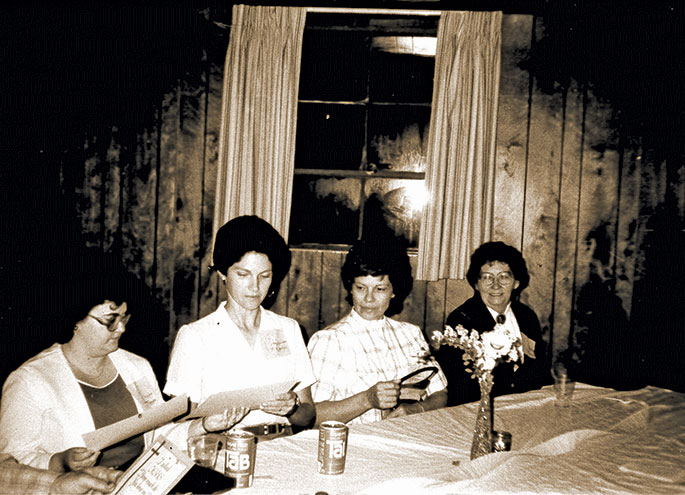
xmin=437 ymin=241 xmax=550 ymax=406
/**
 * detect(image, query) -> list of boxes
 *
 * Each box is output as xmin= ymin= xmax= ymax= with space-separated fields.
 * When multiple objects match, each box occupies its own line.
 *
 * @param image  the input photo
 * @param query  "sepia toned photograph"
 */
xmin=1 ymin=1 xmax=683 ymax=493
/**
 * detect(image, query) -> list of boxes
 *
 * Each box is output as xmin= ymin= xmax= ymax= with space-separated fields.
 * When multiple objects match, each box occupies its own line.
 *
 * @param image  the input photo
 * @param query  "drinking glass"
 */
xmin=187 ymin=434 xmax=222 ymax=468
xmin=551 ymin=364 xmax=575 ymax=407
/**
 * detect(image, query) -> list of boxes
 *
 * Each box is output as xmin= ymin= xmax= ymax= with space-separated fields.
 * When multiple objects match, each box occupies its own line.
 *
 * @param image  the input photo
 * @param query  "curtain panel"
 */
xmin=213 ymin=5 xmax=307 ymax=242
xmin=417 ymin=11 xmax=502 ymax=281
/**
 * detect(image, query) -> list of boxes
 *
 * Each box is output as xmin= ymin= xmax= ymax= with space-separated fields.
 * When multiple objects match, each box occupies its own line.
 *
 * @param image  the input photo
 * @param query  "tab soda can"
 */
xmin=492 ymin=430 xmax=512 ymax=452
xmin=223 ymin=430 xmax=257 ymax=488
xmin=317 ymin=421 xmax=349 ymax=474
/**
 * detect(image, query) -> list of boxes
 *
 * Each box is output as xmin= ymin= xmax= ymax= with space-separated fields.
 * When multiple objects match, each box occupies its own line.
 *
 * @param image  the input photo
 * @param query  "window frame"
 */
xmin=289 ymin=11 xmax=438 ymax=249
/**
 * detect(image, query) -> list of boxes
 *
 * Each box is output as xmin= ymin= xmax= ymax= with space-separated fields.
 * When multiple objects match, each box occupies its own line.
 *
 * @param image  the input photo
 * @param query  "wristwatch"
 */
xmin=286 ymin=395 xmax=301 ymax=417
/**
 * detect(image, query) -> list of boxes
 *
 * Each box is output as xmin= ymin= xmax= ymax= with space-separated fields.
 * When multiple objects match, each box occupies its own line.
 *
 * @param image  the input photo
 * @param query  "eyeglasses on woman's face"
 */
xmin=88 ymin=312 xmax=131 ymax=332
xmin=479 ymin=271 xmax=514 ymax=287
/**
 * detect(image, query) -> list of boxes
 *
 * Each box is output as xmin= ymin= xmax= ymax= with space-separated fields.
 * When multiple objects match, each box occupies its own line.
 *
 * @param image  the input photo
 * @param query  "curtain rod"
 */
xmin=305 ymin=7 xmax=442 ymax=16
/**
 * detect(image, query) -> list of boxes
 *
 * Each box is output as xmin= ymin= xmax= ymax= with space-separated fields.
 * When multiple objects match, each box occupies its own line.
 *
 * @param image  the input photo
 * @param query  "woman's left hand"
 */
xmin=52 ymin=447 xmax=101 ymax=472
xmin=202 ymin=407 xmax=250 ymax=432
xmin=384 ymin=402 xmax=425 ymax=419
xmin=260 ymin=392 xmax=299 ymax=417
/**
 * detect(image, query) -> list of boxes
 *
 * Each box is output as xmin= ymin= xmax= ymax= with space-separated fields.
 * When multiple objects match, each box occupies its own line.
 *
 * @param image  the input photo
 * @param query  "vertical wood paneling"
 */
xmin=574 ymin=95 xmax=620 ymax=293
xmin=614 ymin=148 xmax=641 ymax=315
xmin=320 ymin=250 xmax=345 ymax=329
xmin=171 ymin=76 xmax=206 ymax=329
xmin=198 ymin=63 xmax=224 ymax=319
xmin=270 ymin=275 xmax=289 ymax=317
xmin=444 ymin=279 xmax=473 ymax=321
xmin=520 ymin=20 xmax=564 ymax=338
xmin=424 ymin=279 xmax=447 ymax=334
xmin=122 ymin=130 xmax=156 ymax=285
xmin=156 ymin=89 xmax=180 ymax=344
xmin=396 ymin=254 xmax=426 ymax=327
xmin=551 ymin=82 xmax=583 ymax=357
xmin=63 ymin=13 xmax=674 ymax=384
xmin=287 ymin=249 xmax=323 ymax=338
xmin=103 ymin=134 xmax=122 ymax=252
xmin=81 ymin=138 xmax=102 ymax=248
xmin=493 ymin=15 xmax=533 ymax=247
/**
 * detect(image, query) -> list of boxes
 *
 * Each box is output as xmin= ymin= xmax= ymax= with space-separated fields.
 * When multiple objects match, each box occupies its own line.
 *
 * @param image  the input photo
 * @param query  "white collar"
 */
xmin=486 ymin=303 xmax=512 ymax=322
xmin=349 ymin=308 xmax=387 ymax=331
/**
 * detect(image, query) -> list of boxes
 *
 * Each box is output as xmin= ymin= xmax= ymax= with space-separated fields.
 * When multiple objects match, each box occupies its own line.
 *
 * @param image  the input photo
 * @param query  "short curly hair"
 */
xmin=465 ymin=241 xmax=530 ymax=299
xmin=212 ymin=216 xmax=291 ymax=303
xmin=341 ymin=236 xmax=413 ymax=317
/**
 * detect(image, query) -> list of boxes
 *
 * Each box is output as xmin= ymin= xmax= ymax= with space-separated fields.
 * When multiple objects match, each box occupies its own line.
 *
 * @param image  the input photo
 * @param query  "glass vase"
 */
xmin=470 ymin=371 xmax=494 ymax=460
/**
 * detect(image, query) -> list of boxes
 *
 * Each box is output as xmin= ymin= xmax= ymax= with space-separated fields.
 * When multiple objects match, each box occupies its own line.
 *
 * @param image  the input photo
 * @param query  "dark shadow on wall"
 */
xmin=571 ymin=211 xmax=685 ymax=393
xmin=570 ymin=223 xmax=640 ymax=391
xmin=571 ymin=273 xmax=638 ymax=390
xmin=630 ymin=203 xmax=685 ymax=393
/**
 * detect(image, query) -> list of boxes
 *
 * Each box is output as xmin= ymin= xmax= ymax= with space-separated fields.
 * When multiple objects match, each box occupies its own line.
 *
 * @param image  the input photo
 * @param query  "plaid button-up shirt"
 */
xmin=308 ymin=310 xmax=448 ymax=425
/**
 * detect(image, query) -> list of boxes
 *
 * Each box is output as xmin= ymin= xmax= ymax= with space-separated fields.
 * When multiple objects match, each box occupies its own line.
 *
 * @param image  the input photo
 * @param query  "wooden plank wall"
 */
xmin=64 ymin=13 xmax=677 ymax=372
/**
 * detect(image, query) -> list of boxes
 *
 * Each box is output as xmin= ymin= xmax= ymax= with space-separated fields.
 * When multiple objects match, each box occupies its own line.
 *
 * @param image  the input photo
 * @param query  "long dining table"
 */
xmin=218 ymin=383 xmax=684 ymax=494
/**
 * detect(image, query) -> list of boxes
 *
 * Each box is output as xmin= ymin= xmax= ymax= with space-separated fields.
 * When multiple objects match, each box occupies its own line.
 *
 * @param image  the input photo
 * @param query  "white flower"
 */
xmin=432 ymin=323 xmax=521 ymax=378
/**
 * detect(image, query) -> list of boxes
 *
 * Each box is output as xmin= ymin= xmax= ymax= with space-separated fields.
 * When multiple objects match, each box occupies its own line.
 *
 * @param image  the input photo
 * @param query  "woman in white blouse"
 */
xmin=164 ymin=216 xmax=316 ymax=435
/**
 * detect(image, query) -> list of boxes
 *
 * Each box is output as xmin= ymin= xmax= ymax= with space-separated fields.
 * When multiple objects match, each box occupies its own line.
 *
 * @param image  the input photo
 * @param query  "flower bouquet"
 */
xmin=431 ymin=324 xmax=521 ymax=459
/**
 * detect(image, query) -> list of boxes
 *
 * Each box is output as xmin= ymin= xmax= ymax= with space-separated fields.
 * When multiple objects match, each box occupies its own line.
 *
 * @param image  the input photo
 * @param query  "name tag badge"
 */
xmin=521 ymin=334 xmax=536 ymax=359
xmin=261 ymin=328 xmax=291 ymax=358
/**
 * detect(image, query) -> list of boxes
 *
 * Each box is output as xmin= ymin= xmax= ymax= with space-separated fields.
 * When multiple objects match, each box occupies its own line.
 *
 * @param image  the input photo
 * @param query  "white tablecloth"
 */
xmin=228 ymin=384 xmax=685 ymax=494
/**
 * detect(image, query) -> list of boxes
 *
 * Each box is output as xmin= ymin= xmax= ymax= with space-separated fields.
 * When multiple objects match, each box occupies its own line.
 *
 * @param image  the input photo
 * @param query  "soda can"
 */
xmin=223 ymin=430 xmax=257 ymax=488
xmin=317 ymin=421 xmax=349 ymax=475
xmin=492 ymin=430 xmax=512 ymax=452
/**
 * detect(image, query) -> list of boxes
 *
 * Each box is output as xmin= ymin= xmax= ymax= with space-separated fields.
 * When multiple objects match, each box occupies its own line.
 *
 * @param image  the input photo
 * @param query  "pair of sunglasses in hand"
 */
xmin=399 ymin=366 xmax=438 ymax=386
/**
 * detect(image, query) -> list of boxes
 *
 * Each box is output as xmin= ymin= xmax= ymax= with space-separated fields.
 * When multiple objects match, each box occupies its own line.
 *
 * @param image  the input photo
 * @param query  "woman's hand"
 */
xmin=50 ymin=466 xmax=122 ymax=495
xmin=51 ymin=447 xmax=100 ymax=472
xmin=365 ymin=381 xmax=400 ymax=411
xmin=384 ymin=401 xmax=424 ymax=419
xmin=202 ymin=407 xmax=250 ymax=432
xmin=260 ymin=392 xmax=299 ymax=417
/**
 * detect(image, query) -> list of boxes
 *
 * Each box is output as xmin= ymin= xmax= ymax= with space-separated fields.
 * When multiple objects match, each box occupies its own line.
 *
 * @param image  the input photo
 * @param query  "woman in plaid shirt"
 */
xmin=308 ymin=236 xmax=448 ymax=425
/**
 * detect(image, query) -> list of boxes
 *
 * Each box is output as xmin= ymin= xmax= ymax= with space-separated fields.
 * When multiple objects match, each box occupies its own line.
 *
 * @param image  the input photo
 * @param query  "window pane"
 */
xmin=295 ymin=103 xmax=366 ymax=170
xmin=362 ymin=178 xmax=426 ymax=247
xmin=288 ymin=175 xmax=361 ymax=245
xmin=368 ymin=104 xmax=431 ymax=172
xmin=369 ymin=47 xmax=435 ymax=103
xmin=299 ymin=30 xmax=369 ymax=101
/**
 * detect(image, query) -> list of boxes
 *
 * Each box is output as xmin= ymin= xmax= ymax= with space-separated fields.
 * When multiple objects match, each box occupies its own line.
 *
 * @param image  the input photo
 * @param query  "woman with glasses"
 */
xmin=0 ymin=299 xmax=237 ymax=472
xmin=436 ymin=241 xmax=549 ymax=406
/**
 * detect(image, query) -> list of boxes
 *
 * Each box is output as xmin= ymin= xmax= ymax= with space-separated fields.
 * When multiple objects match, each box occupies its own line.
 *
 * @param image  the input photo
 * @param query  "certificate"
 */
xmin=111 ymin=436 xmax=194 ymax=495
xmin=184 ymin=380 xmax=299 ymax=419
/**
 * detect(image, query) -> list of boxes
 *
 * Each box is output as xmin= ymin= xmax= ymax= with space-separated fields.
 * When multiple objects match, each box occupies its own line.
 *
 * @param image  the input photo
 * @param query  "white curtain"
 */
xmin=213 ymin=5 xmax=307 ymax=241
xmin=417 ymin=11 xmax=503 ymax=281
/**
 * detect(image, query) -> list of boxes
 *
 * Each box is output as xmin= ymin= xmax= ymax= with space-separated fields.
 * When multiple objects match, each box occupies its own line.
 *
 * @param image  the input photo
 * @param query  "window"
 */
xmin=288 ymin=13 xmax=438 ymax=248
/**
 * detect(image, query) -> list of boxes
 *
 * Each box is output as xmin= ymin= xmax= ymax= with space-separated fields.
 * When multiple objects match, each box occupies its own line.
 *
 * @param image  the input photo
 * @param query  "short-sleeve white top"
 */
xmin=164 ymin=303 xmax=316 ymax=426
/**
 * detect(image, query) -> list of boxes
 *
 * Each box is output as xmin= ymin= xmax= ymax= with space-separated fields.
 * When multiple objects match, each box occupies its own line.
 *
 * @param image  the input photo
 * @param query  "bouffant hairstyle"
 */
xmin=465 ymin=241 xmax=530 ymax=299
xmin=211 ymin=216 xmax=291 ymax=302
xmin=341 ymin=236 xmax=413 ymax=317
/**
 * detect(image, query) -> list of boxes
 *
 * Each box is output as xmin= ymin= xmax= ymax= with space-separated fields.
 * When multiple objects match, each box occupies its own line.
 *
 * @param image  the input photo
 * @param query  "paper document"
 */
xmin=111 ymin=436 xmax=193 ymax=495
xmin=184 ymin=380 xmax=299 ymax=419
xmin=83 ymin=395 xmax=189 ymax=451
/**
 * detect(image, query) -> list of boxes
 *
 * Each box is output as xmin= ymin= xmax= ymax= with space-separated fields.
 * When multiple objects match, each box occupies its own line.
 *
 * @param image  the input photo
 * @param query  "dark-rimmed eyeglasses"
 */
xmin=479 ymin=272 xmax=514 ymax=287
xmin=87 ymin=312 xmax=131 ymax=332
